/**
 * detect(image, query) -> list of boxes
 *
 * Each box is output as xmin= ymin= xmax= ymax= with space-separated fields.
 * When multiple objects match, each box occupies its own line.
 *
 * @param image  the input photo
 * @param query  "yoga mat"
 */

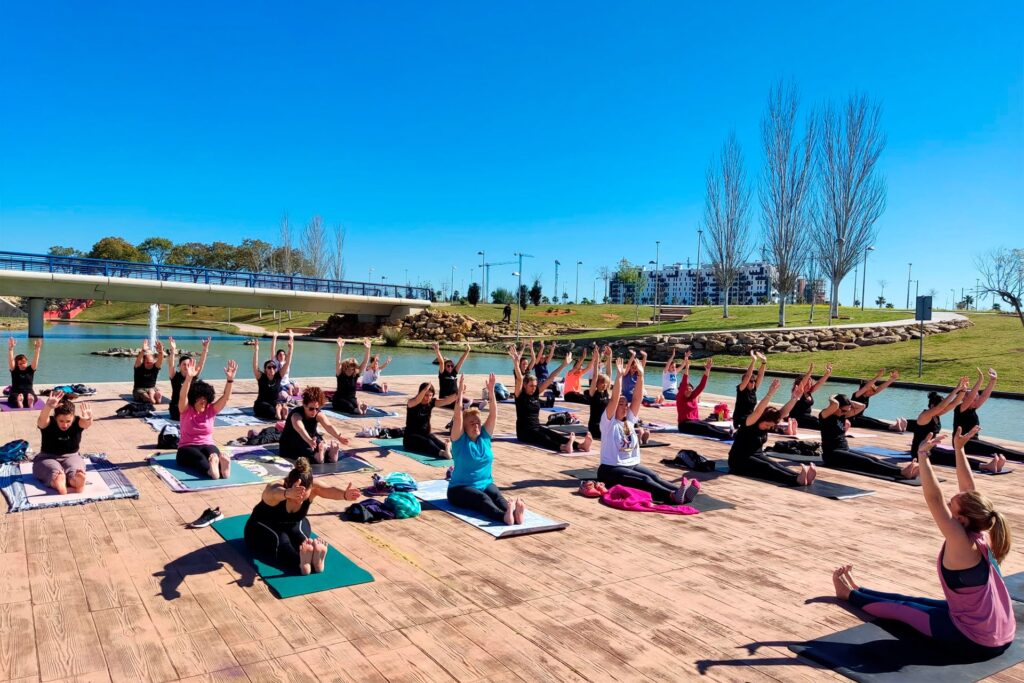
xmin=358 ymin=389 xmax=405 ymax=396
xmin=789 ymin=600 xmax=1024 ymax=683
xmin=1005 ymin=571 xmax=1024 ymax=603
xmin=0 ymin=398 xmax=45 ymax=412
xmin=149 ymin=452 xmax=265 ymax=491
xmin=120 ymin=393 xmax=166 ymax=404
xmin=856 ymin=445 xmax=912 ymax=459
xmin=413 ymin=479 xmax=568 ymax=538
xmin=560 ymin=468 xmax=735 ymax=512
xmin=1 ymin=454 xmax=139 ymax=513
xmin=562 ymin=467 xmax=599 ymax=480
xmin=335 ymin=407 xmax=399 ymax=419
xmin=549 ymin=424 xmax=589 ymax=435
xmin=211 ymin=514 xmax=374 ymax=598
xmin=213 ymin=407 xmax=276 ymax=428
xmin=712 ymin=461 xmax=875 ymax=499
xmin=507 ymin=438 xmax=593 ymax=457
xmin=369 ymin=438 xmax=452 ymax=468
xmin=765 ymin=451 xmax=823 ymax=465
xmin=640 ymin=440 xmax=672 ymax=449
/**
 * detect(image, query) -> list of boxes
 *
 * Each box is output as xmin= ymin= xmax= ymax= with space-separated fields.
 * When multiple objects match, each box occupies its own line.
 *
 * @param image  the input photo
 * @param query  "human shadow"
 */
xmin=153 ymin=541 xmax=259 ymax=600
xmin=505 ymin=478 xmax=580 ymax=491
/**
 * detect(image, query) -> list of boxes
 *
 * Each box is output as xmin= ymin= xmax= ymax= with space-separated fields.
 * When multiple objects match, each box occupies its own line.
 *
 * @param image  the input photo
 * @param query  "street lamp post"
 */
xmin=477 ymin=251 xmax=486 ymax=303
xmin=861 ymin=246 xmax=875 ymax=311
xmin=554 ymin=260 xmax=560 ymax=304
xmin=654 ymin=240 xmax=661 ymax=322
xmin=695 ymin=228 xmax=703 ymax=306
xmin=450 ymin=266 xmax=457 ymax=303
xmin=906 ymin=263 xmax=913 ymax=310
xmin=575 ymin=260 xmax=583 ymax=304
xmin=513 ymin=252 xmax=534 ymax=340
xmin=950 ymin=288 xmax=956 ymax=310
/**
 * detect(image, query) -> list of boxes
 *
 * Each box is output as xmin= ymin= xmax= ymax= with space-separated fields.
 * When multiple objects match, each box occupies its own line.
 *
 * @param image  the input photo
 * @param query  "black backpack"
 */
xmin=673 ymin=448 xmax=716 ymax=473
xmin=342 ymin=499 xmax=396 ymax=523
xmin=157 ymin=425 xmax=180 ymax=449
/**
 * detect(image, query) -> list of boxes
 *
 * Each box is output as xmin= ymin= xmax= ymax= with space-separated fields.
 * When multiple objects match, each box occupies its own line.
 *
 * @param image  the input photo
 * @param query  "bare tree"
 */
xmin=330 ymin=223 xmax=346 ymax=280
xmin=760 ymin=82 xmax=816 ymax=327
xmin=302 ymin=215 xmax=328 ymax=277
xmin=278 ymin=213 xmax=293 ymax=275
xmin=877 ymin=279 xmax=888 ymax=298
xmin=702 ymin=133 xmax=752 ymax=318
xmin=812 ymin=93 xmax=887 ymax=322
xmin=977 ymin=247 xmax=1024 ymax=329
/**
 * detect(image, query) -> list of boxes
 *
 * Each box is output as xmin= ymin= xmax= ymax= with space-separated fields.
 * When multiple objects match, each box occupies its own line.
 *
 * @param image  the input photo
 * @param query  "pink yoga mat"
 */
xmin=0 ymin=399 xmax=45 ymax=412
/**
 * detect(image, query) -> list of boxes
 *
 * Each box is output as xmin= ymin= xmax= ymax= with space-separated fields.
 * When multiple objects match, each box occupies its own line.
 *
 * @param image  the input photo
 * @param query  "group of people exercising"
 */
xmin=13 ymin=333 xmax=1016 ymax=656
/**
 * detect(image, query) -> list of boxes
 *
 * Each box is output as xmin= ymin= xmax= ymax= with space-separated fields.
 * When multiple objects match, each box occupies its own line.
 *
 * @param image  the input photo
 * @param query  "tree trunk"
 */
xmin=722 ymin=286 xmax=730 ymax=318
xmin=778 ymin=298 xmax=786 ymax=327
xmin=830 ymin=277 xmax=840 ymax=320
xmin=1014 ymin=303 xmax=1024 ymax=329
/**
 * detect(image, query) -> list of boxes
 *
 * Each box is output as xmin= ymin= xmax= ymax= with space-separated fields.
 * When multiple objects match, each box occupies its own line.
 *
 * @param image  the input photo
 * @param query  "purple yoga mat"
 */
xmin=0 ymin=398 xmax=45 ymax=412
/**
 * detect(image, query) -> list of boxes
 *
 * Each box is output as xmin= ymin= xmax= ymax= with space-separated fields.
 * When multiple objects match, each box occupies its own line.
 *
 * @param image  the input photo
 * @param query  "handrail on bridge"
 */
xmin=0 ymin=251 xmax=435 ymax=302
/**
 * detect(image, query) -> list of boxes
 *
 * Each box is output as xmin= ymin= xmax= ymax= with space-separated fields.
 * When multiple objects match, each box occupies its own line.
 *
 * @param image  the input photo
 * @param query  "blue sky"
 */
xmin=1 ymin=1 xmax=1021 ymax=309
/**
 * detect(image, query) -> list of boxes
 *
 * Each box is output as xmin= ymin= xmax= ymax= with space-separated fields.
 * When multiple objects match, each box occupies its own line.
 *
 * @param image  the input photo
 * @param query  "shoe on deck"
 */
xmin=187 ymin=507 xmax=224 ymax=529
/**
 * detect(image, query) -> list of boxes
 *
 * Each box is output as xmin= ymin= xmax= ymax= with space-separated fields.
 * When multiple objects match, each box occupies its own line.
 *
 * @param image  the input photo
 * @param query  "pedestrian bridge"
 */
xmin=0 ymin=251 xmax=433 ymax=336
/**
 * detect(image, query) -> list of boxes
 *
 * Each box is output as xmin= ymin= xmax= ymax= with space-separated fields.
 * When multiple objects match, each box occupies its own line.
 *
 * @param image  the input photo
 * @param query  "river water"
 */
xmin=10 ymin=322 xmax=1024 ymax=442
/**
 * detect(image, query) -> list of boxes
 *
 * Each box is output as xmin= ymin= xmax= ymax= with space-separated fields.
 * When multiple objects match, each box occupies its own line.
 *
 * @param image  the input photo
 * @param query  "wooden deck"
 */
xmin=1 ymin=374 xmax=1022 ymax=683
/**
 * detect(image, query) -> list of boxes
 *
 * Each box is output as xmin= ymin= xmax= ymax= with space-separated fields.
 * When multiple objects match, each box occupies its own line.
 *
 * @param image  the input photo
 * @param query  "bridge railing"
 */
xmin=0 ymin=251 xmax=435 ymax=301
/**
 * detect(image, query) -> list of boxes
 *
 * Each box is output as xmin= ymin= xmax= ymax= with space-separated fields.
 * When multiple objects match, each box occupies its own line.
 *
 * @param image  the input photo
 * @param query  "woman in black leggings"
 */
xmin=911 ymin=382 xmax=1006 ymax=473
xmin=788 ymin=362 xmax=832 ymax=430
xmin=509 ymin=345 xmax=592 ymax=453
xmin=953 ymin=368 xmax=1024 ymax=461
xmin=244 ymin=457 xmax=360 ymax=575
xmin=728 ymin=378 xmax=816 ymax=486
xmin=818 ymin=394 xmax=919 ymax=480
xmin=850 ymin=369 xmax=908 ymax=432
xmin=676 ymin=354 xmax=734 ymax=440
xmin=403 ymin=381 xmax=459 ymax=458
xmin=251 ymin=338 xmax=290 ymax=421
xmin=331 ymin=338 xmax=371 ymax=415
xmin=279 ymin=386 xmax=351 ymax=463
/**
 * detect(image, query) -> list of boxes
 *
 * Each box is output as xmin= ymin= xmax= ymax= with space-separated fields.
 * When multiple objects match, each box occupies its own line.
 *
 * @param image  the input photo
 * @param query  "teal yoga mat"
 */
xmin=211 ymin=514 xmax=374 ymax=598
xmin=149 ymin=452 xmax=264 ymax=490
xmin=414 ymin=479 xmax=568 ymax=538
xmin=370 ymin=438 xmax=453 ymax=468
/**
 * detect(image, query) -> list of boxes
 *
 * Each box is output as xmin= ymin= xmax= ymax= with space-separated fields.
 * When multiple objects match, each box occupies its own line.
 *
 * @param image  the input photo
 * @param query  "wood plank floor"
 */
xmin=1 ymin=373 xmax=1022 ymax=682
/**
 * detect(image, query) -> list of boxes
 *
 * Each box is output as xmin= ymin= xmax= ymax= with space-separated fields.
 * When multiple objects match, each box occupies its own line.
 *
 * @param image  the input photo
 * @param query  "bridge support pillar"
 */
xmin=28 ymin=298 xmax=45 ymax=339
xmin=388 ymin=306 xmax=416 ymax=323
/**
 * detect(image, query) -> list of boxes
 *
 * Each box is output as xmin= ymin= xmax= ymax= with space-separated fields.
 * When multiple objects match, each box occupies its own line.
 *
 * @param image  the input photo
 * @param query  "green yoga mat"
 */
xmin=211 ymin=514 xmax=374 ymax=598
xmin=370 ymin=438 xmax=453 ymax=468
xmin=149 ymin=452 xmax=265 ymax=490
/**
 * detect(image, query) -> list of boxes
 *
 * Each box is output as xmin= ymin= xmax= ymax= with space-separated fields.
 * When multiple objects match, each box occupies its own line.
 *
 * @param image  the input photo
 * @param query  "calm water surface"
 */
xmin=9 ymin=322 xmax=1023 ymax=442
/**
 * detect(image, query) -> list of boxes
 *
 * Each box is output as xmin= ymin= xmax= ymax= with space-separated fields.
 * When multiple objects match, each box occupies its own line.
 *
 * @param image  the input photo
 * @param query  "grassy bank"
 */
xmin=74 ymin=302 xmax=324 ymax=335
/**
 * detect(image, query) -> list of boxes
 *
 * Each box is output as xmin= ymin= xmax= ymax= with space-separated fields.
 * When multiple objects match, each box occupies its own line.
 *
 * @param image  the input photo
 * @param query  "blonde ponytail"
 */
xmin=989 ymin=510 xmax=1012 ymax=565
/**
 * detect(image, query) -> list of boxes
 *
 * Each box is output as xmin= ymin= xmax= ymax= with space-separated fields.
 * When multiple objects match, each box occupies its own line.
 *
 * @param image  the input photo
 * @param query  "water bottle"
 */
xmin=374 ymin=418 xmax=382 ymax=438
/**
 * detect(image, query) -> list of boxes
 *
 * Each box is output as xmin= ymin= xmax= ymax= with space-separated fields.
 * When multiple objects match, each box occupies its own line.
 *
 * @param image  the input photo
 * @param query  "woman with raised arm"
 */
xmin=788 ymin=362 xmax=832 ymax=430
xmin=509 ymin=346 xmax=592 ymax=453
xmin=676 ymin=356 xmax=734 ymax=440
xmin=562 ymin=345 xmax=595 ymax=404
xmin=728 ymin=378 xmax=817 ymax=486
xmin=244 ymin=457 xmax=359 ymax=576
xmin=661 ymin=348 xmax=683 ymax=401
xmin=331 ymin=338 xmax=371 ymax=415
xmin=167 ymin=336 xmax=209 ymax=421
xmin=732 ymin=350 xmax=767 ymax=428
xmin=597 ymin=357 xmax=697 ymax=504
xmin=953 ymin=369 xmax=1024 ymax=460
xmin=586 ymin=347 xmax=613 ymax=440
xmin=449 ymin=374 xmax=525 ymax=524
xmin=433 ymin=341 xmax=471 ymax=409
xmin=271 ymin=331 xmax=299 ymax=398
xmin=251 ymin=338 xmax=289 ymax=420
xmin=34 ymin=392 xmax=93 ymax=494
xmin=403 ymin=380 xmax=460 ymax=458
xmin=279 ymin=387 xmax=351 ymax=463
xmin=849 ymin=368 xmax=908 ymax=432
xmin=831 ymin=426 xmax=1015 ymax=659
xmin=176 ymin=358 xmax=237 ymax=479
xmin=533 ymin=341 xmax=553 ymax=386
xmin=132 ymin=339 xmax=165 ymax=404
xmin=818 ymin=394 xmax=919 ymax=480
xmin=360 ymin=353 xmax=392 ymax=394
xmin=7 ymin=337 xmax=42 ymax=408
xmin=912 ymin=379 xmax=1006 ymax=473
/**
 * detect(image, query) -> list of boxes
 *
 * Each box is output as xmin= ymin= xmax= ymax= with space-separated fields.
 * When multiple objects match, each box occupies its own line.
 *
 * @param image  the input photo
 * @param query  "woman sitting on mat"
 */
xmin=661 ymin=347 xmax=684 ymax=401
xmin=911 ymin=380 xmax=1006 ymax=473
xmin=433 ymin=341 xmax=471 ymax=409
xmin=251 ymin=338 xmax=290 ymax=420
xmin=788 ymin=362 xmax=832 ymax=430
xmin=818 ymin=394 xmax=919 ymax=480
xmin=271 ymin=331 xmax=300 ymax=399
xmin=562 ymin=344 xmax=596 ymax=404
xmin=360 ymin=353 xmax=392 ymax=394
xmin=598 ymin=356 xmax=697 ymax=504
xmin=176 ymin=358 xmax=237 ymax=479
xmin=8 ymin=337 xmax=42 ymax=408
xmin=279 ymin=387 xmax=351 ymax=463
xmin=403 ymin=380 xmax=460 ymax=458
xmin=850 ymin=368 xmax=908 ymax=433
xmin=511 ymin=341 xmax=535 ymax=379
xmin=832 ymin=425 xmax=1015 ymax=659
xmin=449 ymin=373 xmax=525 ymax=524
xmin=729 ymin=378 xmax=817 ymax=486
xmin=587 ymin=365 xmax=612 ymax=441
xmin=132 ymin=339 xmax=165 ymax=405
xmin=167 ymin=336 xmax=209 ymax=421
xmin=331 ymin=338 xmax=371 ymax=415
xmin=244 ymin=457 xmax=360 ymax=576
xmin=532 ymin=341 xmax=555 ymax=388
xmin=676 ymin=354 xmax=734 ymax=440
xmin=953 ymin=368 xmax=1024 ymax=461
xmin=622 ymin=350 xmax=661 ymax=406
xmin=509 ymin=346 xmax=592 ymax=453
xmin=732 ymin=350 xmax=767 ymax=428
xmin=34 ymin=391 xmax=93 ymax=494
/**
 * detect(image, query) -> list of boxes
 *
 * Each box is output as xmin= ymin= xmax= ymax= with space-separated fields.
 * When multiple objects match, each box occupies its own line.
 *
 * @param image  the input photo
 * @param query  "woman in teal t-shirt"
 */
xmin=448 ymin=373 xmax=525 ymax=525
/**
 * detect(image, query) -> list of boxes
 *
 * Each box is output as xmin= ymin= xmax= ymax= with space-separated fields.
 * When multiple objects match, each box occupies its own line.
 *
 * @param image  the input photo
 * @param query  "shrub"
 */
xmin=380 ymin=325 xmax=406 ymax=347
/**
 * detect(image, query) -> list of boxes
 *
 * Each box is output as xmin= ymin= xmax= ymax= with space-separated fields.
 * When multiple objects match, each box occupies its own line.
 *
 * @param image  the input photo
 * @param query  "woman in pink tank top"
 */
xmin=830 ymin=424 xmax=1015 ymax=658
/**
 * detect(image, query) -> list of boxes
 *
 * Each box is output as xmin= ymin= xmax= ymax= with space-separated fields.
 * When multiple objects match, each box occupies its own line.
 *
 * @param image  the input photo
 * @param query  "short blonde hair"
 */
xmin=462 ymin=406 xmax=482 ymax=424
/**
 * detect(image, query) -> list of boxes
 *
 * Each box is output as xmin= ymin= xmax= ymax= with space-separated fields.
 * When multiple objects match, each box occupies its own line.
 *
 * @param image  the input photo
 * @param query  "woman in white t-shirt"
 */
xmin=662 ymin=348 xmax=682 ymax=400
xmin=360 ymin=354 xmax=392 ymax=393
xmin=597 ymin=356 xmax=698 ymax=505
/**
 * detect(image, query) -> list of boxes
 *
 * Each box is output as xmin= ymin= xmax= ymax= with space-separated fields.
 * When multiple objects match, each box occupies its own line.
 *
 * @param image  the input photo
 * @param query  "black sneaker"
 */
xmin=187 ymin=507 xmax=223 ymax=529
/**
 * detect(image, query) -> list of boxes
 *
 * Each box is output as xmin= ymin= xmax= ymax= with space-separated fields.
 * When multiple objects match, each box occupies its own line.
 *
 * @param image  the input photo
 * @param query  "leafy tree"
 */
xmin=467 ymin=282 xmax=481 ymax=306
xmin=885 ymin=302 xmax=894 ymax=309
xmin=518 ymin=284 xmax=529 ymax=309
xmin=875 ymin=295 xmax=886 ymax=308
xmin=956 ymin=295 xmax=974 ymax=310
xmin=992 ymin=302 xmax=1002 ymax=312
xmin=490 ymin=287 xmax=515 ymax=304
xmin=541 ymin=295 xmax=551 ymax=304
xmin=48 ymin=245 xmax=83 ymax=257
xmin=451 ymin=290 xmax=460 ymax=303
xmin=166 ymin=242 xmax=209 ymax=267
xmin=137 ymin=237 xmax=174 ymax=264
xmin=237 ymin=238 xmax=274 ymax=272
xmin=88 ymin=237 xmax=147 ymax=262
xmin=529 ymin=279 xmax=543 ymax=307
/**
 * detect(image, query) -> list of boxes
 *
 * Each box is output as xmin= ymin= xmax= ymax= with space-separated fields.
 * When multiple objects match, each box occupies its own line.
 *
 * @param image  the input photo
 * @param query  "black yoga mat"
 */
xmin=559 ymin=468 xmax=735 ymax=512
xmin=711 ymin=461 xmax=874 ymax=499
xmin=789 ymin=600 xmax=1024 ymax=683
xmin=562 ymin=468 xmax=599 ymax=480
xmin=765 ymin=451 xmax=823 ymax=465
xmin=640 ymin=440 xmax=672 ymax=449
xmin=550 ymin=424 xmax=589 ymax=435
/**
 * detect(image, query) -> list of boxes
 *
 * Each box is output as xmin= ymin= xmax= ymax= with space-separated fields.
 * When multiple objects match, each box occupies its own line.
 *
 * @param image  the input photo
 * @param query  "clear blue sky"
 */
xmin=2 ymin=1 xmax=1021 ymax=309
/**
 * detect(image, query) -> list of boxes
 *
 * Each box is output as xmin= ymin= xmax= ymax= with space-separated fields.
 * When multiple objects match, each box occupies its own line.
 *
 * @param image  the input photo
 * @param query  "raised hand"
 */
xmin=824 ymin=362 xmax=833 ymax=374
xmin=167 ymin=336 xmax=176 ymax=347
xmin=615 ymin=357 xmax=625 ymax=374
xmin=284 ymin=484 xmax=306 ymax=501
xmin=684 ymin=350 xmax=692 ymax=361
xmin=874 ymin=368 xmax=886 ymax=379
xmin=767 ymin=378 xmax=781 ymax=395
xmin=288 ymin=330 xmax=294 ymax=342
xmin=78 ymin=402 xmax=93 ymax=421
xmin=45 ymin=391 xmax=65 ymax=408
xmin=564 ymin=351 xmax=573 ymax=365
xmin=507 ymin=345 xmax=519 ymax=360
xmin=33 ymin=338 xmax=42 ymax=350
xmin=917 ymin=433 xmax=946 ymax=457
xmin=953 ymin=425 xmax=980 ymax=450
xmin=889 ymin=370 xmax=899 ymax=380
xmin=457 ymin=374 xmax=466 ymax=396
xmin=385 ymin=356 xmax=392 ymax=364
xmin=7 ymin=337 xmax=14 ymax=350
xmin=431 ymin=341 xmax=440 ymax=353
xmin=464 ymin=342 xmax=471 ymax=352
xmin=362 ymin=337 xmax=371 ymax=349
xmin=224 ymin=359 xmax=238 ymax=381
xmin=182 ymin=358 xmax=198 ymax=379
xmin=989 ymin=368 xmax=998 ymax=380
xmin=703 ymin=357 xmax=713 ymax=371
xmin=486 ymin=373 xmax=496 ymax=393
xmin=336 ymin=337 xmax=345 ymax=348
xmin=142 ymin=339 xmax=150 ymax=351
xmin=201 ymin=337 xmax=211 ymax=349
xmin=253 ymin=338 xmax=260 ymax=349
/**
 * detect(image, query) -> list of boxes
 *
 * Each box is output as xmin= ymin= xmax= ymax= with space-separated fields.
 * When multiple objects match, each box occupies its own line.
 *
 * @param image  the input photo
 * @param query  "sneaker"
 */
xmin=187 ymin=507 xmax=223 ymax=529
xmin=593 ymin=481 xmax=608 ymax=495
xmin=578 ymin=480 xmax=601 ymax=498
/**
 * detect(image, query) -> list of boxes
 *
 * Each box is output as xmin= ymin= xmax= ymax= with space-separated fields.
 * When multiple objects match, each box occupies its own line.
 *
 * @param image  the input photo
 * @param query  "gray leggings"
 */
xmin=32 ymin=452 xmax=86 ymax=485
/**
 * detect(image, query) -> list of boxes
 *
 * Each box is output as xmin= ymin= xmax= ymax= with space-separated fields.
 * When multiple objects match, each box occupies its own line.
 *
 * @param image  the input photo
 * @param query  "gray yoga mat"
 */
xmin=560 ymin=468 xmax=735 ymax=512
xmin=711 ymin=461 xmax=875 ymax=499
xmin=789 ymin=599 xmax=1024 ymax=683
xmin=1005 ymin=571 xmax=1024 ymax=603
xmin=413 ymin=479 xmax=568 ymax=538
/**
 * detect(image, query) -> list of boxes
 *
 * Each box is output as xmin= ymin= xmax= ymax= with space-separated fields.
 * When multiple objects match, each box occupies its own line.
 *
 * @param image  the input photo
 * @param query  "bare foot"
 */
xmin=313 ymin=442 xmax=326 ymax=464
xmin=796 ymin=464 xmax=810 ymax=486
xmin=219 ymin=454 xmax=231 ymax=479
xmin=899 ymin=461 xmax=918 ymax=479
xmin=444 ymin=441 xmax=453 ymax=459
xmin=832 ymin=565 xmax=858 ymax=601
xmin=640 ymin=429 xmax=650 ymax=445
xmin=513 ymin=497 xmax=526 ymax=525
xmin=299 ymin=540 xmax=315 ymax=576
xmin=67 ymin=469 xmax=87 ymax=493
xmin=312 ymin=538 xmax=328 ymax=573
xmin=807 ymin=463 xmax=818 ymax=484
xmin=14 ymin=394 xmax=23 ymax=408
xmin=208 ymin=453 xmax=221 ymax=480
xmin=326 ymin=443 xmax=340 ymax=463
xmin=580 ymin=433 xmax=593 ymax=452
xmin=561 ymin=434 xmax=576 ymax=454
xmin=980 ymin=454 xmax=1006 ymax=473
xmin=154 ymin=391 xmax=163 ymax=404
xmin=503 ymin=501 xmax=515 ymax=525
xmin=50 ymin=471 xmax=68 ymax=495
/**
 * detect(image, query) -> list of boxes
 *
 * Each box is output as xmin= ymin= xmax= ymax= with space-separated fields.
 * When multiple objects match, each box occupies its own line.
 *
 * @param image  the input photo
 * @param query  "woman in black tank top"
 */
xmin=509 ymin=346 xmax=591 ymax=453
xmin=912 ymin=383 xmax=1006 ymax=473
xmin=244 ymin=457 xmax=360 ymax=575
xmin=132 ymin=339 xmax=165 ymax=405
xmin=789 ymin=362 xmax=833 ymax=430
xmin=951 ymin=368 xmax=1024 ymax=460
xmin=818 ymin=394 xmax=918 ymax=480
xmin=167 ymin=336 xmax=209 ymax=421
xmin=587 ymin=373 xmax=611 ymax=440
xmin=7 ymin=338 xmax=42 ymax=409
xmin=727 ymin=378 xmax=816 ymax=486
xmin=404 ymin=381 xmax=460 ymax=457
xmin=279 ymin=387 xmax=351 ymax=463
xmin=850 ymin=369 xmax=908 ymax=432
xmin=251 ymin=338 xmax=290 ymax=420
xmin=732 ymin=350 xmax=766 ymax=428
xmin=331 ymin=338 xmax=371 ymax=415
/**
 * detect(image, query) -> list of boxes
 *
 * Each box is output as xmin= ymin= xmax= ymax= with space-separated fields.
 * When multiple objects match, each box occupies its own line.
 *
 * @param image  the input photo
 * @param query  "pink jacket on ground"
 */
xmin=599 ymin=484 xmax=699 ymax=515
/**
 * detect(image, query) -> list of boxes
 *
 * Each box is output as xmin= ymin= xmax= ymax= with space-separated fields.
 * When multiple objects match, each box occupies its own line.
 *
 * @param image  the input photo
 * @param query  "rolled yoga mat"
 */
xmin=211 ymin=514 xmax=374 ymax=598
xmin=413 ymin=479 xmax=568 ymax=538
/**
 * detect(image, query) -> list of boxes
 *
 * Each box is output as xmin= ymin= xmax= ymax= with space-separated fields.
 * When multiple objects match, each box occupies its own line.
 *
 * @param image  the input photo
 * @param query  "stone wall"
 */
xmin=392 ymin=309 xmax=562 ymax=342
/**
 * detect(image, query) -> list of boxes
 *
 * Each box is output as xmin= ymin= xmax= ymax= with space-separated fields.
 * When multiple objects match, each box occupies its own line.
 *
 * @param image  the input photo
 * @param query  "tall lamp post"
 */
xmin=554 ymin=260 xmax=560 ymax=304
xmin=695 ymin=228 xmax=703 ymax=306
xmin=513 ymin=252 xmax=534 ymax=340
xmin=575 ymin=260 xmax=583 ymax=304
xmin=654 ymin=240 xmax=661 ymax=321
xmin=477 ymin=251 xmax=486 ymax=303
xmin=450 ymin=266 xmax=457 ymax=303
xmin=906 ymin=263 xmax=913 ymax=310
xmin=861 ymin=245 xmax=875 ymax=311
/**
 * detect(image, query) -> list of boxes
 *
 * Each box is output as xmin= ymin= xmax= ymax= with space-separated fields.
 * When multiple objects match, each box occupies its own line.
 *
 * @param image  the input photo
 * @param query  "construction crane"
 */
xmin=482 ymin=260 xmax=517 ymax=302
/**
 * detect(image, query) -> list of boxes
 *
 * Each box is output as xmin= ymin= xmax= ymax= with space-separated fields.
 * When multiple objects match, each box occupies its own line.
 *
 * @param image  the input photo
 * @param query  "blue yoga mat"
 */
xmin=413 ymin=479 xmax=568 ymax=538
xmin=370 ymin=438 xmax=452 ymax=468
xmin=149 ymin=452 xmax=264 ymax=490
xmin=857 ymin=445 xmax=912 ymax=459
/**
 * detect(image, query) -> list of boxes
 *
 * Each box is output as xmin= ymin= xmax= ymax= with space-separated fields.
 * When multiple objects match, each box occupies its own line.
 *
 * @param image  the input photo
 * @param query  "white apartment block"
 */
xmin=610 ymin=262 xmax=778 ymax=305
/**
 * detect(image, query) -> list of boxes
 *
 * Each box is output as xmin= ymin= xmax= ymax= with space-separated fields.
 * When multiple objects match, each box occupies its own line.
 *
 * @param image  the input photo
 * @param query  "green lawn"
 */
xmin=710 ymin=313 xmax=1024 ymax=392
xmin=74 ymin=302 xmax=326 ymax=335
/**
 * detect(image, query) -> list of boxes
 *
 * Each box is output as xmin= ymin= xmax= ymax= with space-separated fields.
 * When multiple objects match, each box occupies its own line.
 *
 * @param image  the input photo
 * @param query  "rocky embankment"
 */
xmin=395 ymin=309 xmax=565 ymax=342
xmin=91 ymin=347 xmax=184 ymax=357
